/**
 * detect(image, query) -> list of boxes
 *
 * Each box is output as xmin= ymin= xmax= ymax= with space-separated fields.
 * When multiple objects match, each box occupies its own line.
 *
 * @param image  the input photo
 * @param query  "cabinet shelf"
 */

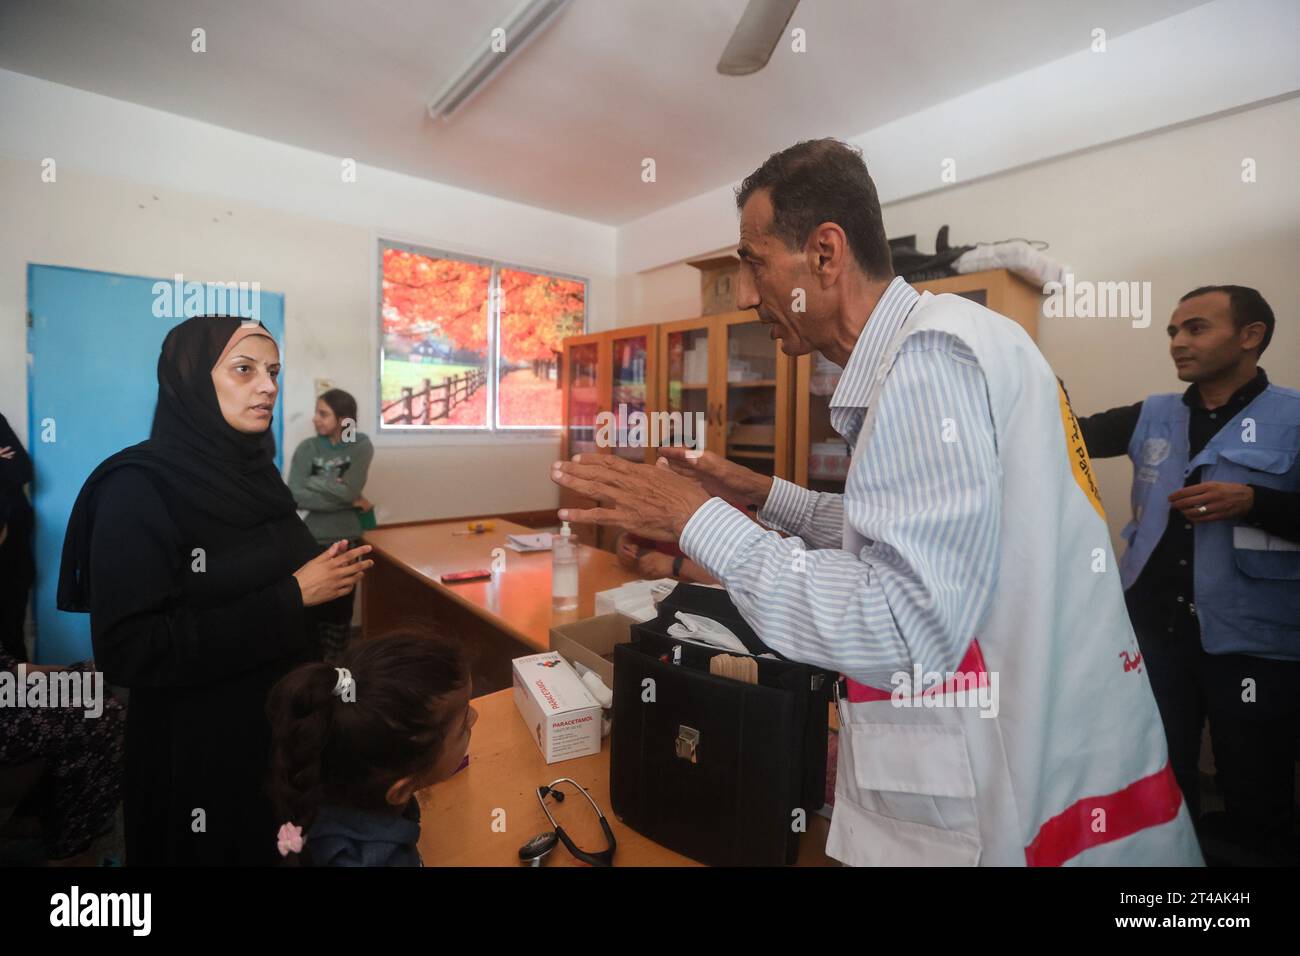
xmin=564 ymin=309 xmax=795 ymax=551
xmin=792 ymin=269 xmax=1044 ymax=488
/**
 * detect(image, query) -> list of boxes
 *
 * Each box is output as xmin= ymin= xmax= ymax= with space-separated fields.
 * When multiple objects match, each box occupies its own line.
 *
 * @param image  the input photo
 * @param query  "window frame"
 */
xmin=375 ymin=238 xmax=588 ymax=441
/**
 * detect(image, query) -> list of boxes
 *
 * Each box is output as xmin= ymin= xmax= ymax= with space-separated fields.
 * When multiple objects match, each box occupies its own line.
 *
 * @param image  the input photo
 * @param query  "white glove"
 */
xmin=666 ymin=611 xmax=750 ymax=654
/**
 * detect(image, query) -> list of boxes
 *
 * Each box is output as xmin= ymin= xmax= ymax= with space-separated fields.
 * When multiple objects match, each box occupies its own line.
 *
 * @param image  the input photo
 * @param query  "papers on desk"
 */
xmin=505 ymin=532 xmax=554 ymax=553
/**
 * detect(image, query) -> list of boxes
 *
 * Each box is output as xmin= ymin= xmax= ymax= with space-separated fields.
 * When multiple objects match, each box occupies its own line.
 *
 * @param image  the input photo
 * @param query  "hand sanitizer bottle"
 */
xmin=552 ymin=521 xmax=579 ymax=611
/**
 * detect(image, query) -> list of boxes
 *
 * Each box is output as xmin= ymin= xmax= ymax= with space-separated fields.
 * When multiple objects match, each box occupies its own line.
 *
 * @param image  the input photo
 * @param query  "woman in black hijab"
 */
xmin=58 ymin=316 xmax=373 ymax=865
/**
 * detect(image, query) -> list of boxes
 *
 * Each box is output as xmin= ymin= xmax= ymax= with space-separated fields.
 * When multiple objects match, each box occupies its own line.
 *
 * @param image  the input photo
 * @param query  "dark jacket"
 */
xmin=307 ymin=798 xmax=422 ymax=867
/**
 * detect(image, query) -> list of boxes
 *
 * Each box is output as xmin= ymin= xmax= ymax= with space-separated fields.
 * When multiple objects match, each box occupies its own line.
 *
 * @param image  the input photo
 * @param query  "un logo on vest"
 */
xmin=1140 ymin=438 xmax=1171 ymax=467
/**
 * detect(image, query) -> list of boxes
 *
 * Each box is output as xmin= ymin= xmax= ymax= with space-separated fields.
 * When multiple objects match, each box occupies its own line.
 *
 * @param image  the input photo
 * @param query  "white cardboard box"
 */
xmin=511 ymin=652 xmax=603 ymax=764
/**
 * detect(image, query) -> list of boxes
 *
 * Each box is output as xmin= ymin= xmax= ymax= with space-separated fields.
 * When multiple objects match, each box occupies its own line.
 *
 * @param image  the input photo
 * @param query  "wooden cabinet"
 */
xmin=558 ymin=268 xmax=1040 ymax=541
xmin=793 ymin=268 xmax=1043 ymax=490
xmin=658 ymin=309 xmax=794 ymax=480
xmin=559 ymin=324 xmax=658 ymax=547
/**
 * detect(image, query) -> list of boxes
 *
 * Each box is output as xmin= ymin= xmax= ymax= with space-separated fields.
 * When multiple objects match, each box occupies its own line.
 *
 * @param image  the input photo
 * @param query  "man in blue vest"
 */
xmin=1079 ymin=285 xmax=1300 ymax=863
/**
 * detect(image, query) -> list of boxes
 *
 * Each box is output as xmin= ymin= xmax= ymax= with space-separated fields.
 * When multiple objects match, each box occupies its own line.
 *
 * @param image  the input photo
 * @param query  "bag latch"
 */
xmin=675 ymin=725 xmax=700 ymax=764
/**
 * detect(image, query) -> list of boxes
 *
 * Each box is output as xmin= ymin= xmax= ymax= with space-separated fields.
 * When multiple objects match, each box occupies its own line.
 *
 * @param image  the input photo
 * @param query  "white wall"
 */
xmin=4 ymin=0 xmax=1297 ymax=535
xmin=617 ymin=96 xmax=1300 ymax=547
xmin=616 ymin=0 xmax=1300 ymax=274
xmin=0 ymin=71 xmax=617 ymax=523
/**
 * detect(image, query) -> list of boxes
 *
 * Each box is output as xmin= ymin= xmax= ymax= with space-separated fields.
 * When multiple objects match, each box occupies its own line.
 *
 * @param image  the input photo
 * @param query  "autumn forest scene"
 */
xmin=380 ymin=247 xmax=585 ymax=427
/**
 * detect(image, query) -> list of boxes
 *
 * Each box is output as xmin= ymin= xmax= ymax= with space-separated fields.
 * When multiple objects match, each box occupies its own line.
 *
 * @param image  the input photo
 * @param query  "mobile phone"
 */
xmin=440 ymin=568 xmax=493 ymax=584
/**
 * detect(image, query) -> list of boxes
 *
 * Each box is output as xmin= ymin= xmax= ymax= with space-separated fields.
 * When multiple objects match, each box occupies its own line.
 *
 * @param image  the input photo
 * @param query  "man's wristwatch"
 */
xmin=672 ymin=554 xmax=685 ymax=578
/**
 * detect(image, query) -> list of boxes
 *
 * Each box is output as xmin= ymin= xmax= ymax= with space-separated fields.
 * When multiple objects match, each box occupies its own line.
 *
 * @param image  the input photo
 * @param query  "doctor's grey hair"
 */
xmin=736 ymin=138 xmax=893 ymax=280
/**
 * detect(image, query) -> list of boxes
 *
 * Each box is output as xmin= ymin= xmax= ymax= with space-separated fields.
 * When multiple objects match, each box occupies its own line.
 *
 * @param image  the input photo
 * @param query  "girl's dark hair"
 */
xmin=268 ymin=632 xmax=469 ymax=832
xmin=317 ymin=388 xmax=358 ymax=426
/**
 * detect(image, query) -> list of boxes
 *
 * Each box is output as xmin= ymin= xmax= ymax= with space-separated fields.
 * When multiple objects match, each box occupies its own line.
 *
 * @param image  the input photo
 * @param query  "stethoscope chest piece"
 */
xmin=519 ymin=830 xmax=559 ymax=866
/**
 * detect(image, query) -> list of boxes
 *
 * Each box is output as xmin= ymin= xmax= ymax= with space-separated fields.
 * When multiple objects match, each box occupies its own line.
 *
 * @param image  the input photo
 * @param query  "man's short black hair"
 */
xmin=735 ymin=138 xmax=892 ymax=278
xmin=1179 ymin=285 xmax=1275 ymax=355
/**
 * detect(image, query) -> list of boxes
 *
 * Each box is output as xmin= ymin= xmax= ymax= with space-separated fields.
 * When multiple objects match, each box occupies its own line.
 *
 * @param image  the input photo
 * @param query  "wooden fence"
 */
xmin=381 ymin=368 xmax=487 ymax=425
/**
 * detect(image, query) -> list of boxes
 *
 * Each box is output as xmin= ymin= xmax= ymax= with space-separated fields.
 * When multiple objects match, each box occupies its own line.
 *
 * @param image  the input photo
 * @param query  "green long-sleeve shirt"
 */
xmin=288 ymin=433 xmax=374 ymax=544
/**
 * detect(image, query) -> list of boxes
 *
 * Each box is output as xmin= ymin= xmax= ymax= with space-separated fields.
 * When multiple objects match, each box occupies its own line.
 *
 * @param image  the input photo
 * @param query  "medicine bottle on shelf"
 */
xmin=552 ymin=521 xmax=579 ymax=611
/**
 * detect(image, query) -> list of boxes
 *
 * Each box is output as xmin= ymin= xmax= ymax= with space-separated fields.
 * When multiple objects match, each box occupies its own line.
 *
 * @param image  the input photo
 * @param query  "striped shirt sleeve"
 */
xmin=757 ymin=477 xmax=845 ymax=551
xmin=679 ymin=332 xmax=1001 ymax=686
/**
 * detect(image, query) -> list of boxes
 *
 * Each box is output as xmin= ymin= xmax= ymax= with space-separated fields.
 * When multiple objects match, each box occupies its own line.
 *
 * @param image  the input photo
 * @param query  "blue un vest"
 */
xmin=1118 ymin=384 xmax=1300 ymax=660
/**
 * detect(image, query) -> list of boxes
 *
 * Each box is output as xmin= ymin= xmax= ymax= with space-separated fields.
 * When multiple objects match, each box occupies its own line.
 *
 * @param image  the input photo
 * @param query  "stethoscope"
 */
xmin=518 ymin=778 xmax=617 ymax=867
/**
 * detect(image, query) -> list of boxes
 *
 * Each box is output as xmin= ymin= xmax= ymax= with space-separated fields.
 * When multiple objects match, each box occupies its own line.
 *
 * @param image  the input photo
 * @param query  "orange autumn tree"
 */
xmin=382 ymin=252 xmax=583 ymax=365
xmin=499 ymin=268 xmax=585 ymax=368
xmin=382 ymin=248 xmax=490 ymax=354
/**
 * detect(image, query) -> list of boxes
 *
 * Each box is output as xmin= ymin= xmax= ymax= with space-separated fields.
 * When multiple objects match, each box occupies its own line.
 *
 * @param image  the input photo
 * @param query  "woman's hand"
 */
xmin=637 ymin=550 xmax=675 ymax=579
xmin=293 ymin=540 xmax=374 ymax=607
xmin=353 ymin=496 xmax=373 ymax=512
xmin=614 ymin=531 xmax=648 ymax=572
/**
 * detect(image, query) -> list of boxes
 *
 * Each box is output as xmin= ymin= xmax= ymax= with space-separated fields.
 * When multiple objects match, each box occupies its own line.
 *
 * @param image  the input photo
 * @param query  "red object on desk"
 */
xmin=441 ymin=568 xmax=492 ymax=583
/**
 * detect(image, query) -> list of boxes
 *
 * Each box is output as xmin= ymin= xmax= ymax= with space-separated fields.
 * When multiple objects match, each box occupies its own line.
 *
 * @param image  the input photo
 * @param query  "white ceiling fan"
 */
xmin=717 ymin=0 xmax=802 ymax=75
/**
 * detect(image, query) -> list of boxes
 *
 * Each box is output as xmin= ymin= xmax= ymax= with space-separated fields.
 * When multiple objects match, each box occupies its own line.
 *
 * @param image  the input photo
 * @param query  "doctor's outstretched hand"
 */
xmin=551 ymin=454 xmax=712 ymax=543
xmin=655 ymin=446 xmax=774 ymax=514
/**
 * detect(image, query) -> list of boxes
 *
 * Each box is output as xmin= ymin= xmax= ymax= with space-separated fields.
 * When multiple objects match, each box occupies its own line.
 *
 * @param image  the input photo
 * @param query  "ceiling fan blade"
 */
xmin=716 ymin=0 xmax=801 ymax=76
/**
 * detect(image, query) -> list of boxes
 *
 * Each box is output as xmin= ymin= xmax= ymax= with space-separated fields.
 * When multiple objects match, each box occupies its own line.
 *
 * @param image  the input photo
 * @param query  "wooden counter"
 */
xmin=417 ymin=687 xmax=835 ymax=867
xmin=362 ymin=519 xmax=642 ymax=693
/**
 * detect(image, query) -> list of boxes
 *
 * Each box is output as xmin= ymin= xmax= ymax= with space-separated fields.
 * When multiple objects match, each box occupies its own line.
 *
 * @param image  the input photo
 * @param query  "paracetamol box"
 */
xmin=512 ymin=652 xmax=603 ymax=763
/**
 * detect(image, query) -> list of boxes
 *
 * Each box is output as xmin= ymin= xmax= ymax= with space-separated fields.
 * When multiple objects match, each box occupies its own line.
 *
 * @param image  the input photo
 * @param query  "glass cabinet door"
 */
xmin=663 ymin=325 xmax=710 ymax=453
xmin=566 ymin=341 xmax=600 ymax=456
xmin=721 ymin=318 xmax=780 ymax=476
xmin=610 ymin=332 xmax=649 ymax=461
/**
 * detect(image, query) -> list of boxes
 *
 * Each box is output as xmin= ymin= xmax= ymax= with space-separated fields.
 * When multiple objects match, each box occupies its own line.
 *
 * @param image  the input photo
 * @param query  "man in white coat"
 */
xmin=551 ymin=138 xmax=1202 ymax=866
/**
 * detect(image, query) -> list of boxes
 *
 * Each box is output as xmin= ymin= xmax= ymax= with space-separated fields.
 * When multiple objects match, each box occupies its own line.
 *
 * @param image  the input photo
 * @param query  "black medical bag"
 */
xmin=609 ymin=584 xmax=833 ymax=866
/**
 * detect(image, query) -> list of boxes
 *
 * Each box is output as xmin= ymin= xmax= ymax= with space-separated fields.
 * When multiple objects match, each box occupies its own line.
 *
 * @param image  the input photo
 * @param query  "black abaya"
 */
xmin=88 ymin=467 xmax=319 ymax=864
xmin=58 ymin=316 xmax=328 ymax=865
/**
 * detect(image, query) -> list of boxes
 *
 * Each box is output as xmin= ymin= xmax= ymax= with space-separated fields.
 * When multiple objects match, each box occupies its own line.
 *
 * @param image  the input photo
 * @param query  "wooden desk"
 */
xmin=417 ymin=687 xmax=835 ymax=867
xmin=362 ymin=519 xmax=642 ymax=693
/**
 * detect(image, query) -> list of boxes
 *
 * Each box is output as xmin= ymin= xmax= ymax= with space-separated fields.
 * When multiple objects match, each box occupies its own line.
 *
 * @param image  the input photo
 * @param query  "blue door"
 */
xmin=27 ymin=264 xmax=285 ymax=663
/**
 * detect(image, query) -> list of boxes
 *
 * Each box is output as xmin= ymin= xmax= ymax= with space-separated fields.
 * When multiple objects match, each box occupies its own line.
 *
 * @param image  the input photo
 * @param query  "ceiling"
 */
xmin=0 ymin=0 xmax=1209 ymax=225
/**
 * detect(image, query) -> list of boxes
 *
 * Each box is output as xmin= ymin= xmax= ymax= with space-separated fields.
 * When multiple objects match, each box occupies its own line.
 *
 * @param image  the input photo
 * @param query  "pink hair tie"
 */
xmin=277 ymin=821 xmax=305 ymax=857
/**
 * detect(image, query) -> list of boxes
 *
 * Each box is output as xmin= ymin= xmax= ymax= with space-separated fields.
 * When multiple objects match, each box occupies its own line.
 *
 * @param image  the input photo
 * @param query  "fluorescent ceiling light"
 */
xmin=427 ymin=0 xmax=572 ymax=122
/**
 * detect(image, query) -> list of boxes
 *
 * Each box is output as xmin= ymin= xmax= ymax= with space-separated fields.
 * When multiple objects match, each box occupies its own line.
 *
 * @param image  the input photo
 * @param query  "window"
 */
xmin=379 ymin=241 xmax=586 ymax=432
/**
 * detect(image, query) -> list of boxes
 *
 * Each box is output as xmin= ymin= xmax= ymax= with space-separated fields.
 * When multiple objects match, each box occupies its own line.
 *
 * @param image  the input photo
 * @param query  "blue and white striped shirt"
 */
xmin=679 ymin=277 xmax=1001 ymax=686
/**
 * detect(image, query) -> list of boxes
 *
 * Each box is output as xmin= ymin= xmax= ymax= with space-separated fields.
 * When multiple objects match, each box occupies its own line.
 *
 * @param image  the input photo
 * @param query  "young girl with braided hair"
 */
xmin=267 ymin=632 xmax=475 ymax=866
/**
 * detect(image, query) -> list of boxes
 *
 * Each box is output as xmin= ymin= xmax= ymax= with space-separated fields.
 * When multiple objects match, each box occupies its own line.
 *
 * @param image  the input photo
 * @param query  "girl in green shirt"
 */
xmin=289 ymin=389 xmax=374 ymax=661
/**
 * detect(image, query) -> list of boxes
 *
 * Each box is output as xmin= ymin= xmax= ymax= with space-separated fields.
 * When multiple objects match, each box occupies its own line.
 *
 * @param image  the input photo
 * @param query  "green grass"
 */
xmin=381 ymin=358 xmax=483 ymax=402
